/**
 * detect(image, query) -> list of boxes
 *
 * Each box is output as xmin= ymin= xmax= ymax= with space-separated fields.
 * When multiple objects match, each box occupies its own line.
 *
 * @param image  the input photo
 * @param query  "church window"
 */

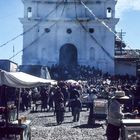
xmin=89 ymin=28 xmax=94 ymax=33
xmin=45 ymin=28 xmax=50 ymax=33
xmin=67 ymin=28 xmax=72 ymax=34
xmin=107 ymin=7 xmax=112 ymax=18
xmin=27 ymin=7 xmax=32 ymax=18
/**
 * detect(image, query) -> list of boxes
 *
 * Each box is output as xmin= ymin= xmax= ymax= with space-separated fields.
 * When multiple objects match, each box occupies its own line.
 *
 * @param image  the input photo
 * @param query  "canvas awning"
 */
xmin=65 ymin=79 xmax=79 ymax=84
xmin=0 ymin=70 xmax=57 ymax=88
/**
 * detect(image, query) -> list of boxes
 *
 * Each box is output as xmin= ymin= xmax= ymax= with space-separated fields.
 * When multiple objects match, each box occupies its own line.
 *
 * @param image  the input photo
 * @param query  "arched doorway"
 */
xmin=59 ymin=44 xmax=77 ymax=66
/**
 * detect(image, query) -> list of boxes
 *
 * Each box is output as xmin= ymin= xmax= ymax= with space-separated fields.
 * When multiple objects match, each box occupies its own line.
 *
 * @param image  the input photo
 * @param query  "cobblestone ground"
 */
xmin=20 ymin=107 xmax=107 ymax=140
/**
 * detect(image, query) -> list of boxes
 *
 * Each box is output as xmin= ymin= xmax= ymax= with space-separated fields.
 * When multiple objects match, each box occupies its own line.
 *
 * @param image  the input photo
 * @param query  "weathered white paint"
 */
xmin=20 ymin=0 xmax=119 ymax=75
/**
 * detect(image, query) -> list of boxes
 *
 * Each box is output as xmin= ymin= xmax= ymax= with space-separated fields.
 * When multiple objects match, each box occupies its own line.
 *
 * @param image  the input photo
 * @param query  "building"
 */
xmin=20 ymin=0 xmax=119 ymax=75
xmin=18 ymin=65 xmax=51 ymax=79
xmin=115 ymin=49 xmax=140 ymax=76
xmin=0 ymin=60 xmax=18 ymax=72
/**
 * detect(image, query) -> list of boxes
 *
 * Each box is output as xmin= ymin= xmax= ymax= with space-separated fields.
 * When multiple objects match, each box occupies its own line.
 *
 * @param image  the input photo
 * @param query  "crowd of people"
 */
xmin=16 ymin=65 xmax=140 ymax=125
xmin=1 ymin=64 xmax=140 ymax=139
xmin=18 ymin=81 xmax=83 ymax=124
xmin=48 ymin=64 xmax=102 ymax=81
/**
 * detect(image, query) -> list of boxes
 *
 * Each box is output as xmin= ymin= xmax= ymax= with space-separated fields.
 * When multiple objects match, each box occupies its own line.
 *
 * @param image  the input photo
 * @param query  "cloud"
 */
xmin=116 ymin=0 xmax=140 ymax=17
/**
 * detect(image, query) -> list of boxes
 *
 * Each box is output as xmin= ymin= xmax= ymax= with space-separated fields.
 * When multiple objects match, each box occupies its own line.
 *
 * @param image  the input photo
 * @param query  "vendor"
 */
xmin=106 ymin=90 xmax=138 ymax=140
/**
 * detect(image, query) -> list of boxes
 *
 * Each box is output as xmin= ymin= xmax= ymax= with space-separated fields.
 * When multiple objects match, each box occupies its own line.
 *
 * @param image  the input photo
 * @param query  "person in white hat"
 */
xmin=106 ymin=90 xmax=138 ymax=140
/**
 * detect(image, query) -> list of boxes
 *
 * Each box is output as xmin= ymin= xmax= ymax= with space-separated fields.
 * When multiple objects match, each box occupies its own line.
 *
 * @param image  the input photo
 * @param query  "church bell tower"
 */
xmin=20 ymin=0 xmax=119 ymax=75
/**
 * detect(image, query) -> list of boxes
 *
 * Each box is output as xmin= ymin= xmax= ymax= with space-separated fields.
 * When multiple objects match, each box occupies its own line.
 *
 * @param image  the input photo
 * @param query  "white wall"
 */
xmin=21 ymin=0 xmax=119 ymax=75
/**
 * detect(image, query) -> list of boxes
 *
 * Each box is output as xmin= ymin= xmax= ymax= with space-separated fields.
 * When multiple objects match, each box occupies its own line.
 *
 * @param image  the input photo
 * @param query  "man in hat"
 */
xmin=106 ymin=90 xmax=138 ymax=140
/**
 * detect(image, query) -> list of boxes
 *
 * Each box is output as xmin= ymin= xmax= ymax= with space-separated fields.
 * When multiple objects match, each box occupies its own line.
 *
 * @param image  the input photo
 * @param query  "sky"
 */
xmin=0 ymin=0 xmax=140 ymax=65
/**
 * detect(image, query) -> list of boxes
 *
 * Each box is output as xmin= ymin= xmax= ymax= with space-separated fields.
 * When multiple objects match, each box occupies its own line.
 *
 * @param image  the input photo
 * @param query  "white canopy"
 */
xmin=65 ymin=79 xmax=79 ymax=84
xmin=0 ymin=70 xmax=57 ymax=88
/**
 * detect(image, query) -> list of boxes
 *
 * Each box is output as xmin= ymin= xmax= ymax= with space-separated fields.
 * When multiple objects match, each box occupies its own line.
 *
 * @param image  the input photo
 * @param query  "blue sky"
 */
xmin=0 ymin=0 xmax=140 ymax=65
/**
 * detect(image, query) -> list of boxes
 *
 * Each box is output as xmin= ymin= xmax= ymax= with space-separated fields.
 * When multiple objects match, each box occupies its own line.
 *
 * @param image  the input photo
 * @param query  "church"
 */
xmin=20 ymin=0 xmax=119 ymax=75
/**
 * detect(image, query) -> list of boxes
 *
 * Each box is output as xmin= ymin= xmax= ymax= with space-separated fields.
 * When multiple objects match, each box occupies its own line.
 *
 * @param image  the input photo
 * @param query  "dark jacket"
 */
xmin=71 ymin=98 xmax=82 ymax=110
xmin=54 ymin=90 xmax=65 ymax=111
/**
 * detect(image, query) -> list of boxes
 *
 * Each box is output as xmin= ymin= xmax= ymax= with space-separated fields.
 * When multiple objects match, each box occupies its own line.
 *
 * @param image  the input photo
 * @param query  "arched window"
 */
xmin=27 ymin=7 xmax=32 ymax=18
xmin=107 ymin=7 xmax=112 ymax=18
xmin=89 ymin=47 xmax=95 ymax=60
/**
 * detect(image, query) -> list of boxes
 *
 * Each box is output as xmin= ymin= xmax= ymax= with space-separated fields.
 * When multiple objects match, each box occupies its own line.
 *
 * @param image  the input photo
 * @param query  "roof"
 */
xmin=0 ymin=70 xmax=57 ymax=88
xmin=115 ymin=49 xmax=140 ymax=61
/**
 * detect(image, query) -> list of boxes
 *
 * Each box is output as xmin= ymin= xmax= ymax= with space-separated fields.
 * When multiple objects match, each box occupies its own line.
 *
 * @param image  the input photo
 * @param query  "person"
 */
xmin=106 ymin=90 xmax=138 ymax=140
xmin=70 ymin=87 xmax=80 ymax=116
xmin=40 ymin=87 xmax=49 ymax=112
xmin=53 ymin=87 xmax=65 ymax=125
xmin=48 ymin=89 xmax=54 ymax=111
xmin=87 ymin=88 xmax=97 ymax=110
xmin=87 ymin=89 xmax=97 ymax=125
xmin=71 ymin=95 xmax=82 ymax=122
xmin=21 ymin=89 xmax=29 ymax=111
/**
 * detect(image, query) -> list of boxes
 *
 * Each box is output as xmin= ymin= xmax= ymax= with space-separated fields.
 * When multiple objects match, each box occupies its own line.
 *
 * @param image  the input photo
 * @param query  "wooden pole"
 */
xmin=4 ymin=86 xmax=8 ymax=127
xmin=17 ymin=88 xmax=21 ymax=120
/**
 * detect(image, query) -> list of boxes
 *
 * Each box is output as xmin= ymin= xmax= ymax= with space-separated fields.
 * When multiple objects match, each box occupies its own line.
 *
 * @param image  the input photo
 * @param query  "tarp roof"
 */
xmin=0 ymin=70 xmax=57 ymax=88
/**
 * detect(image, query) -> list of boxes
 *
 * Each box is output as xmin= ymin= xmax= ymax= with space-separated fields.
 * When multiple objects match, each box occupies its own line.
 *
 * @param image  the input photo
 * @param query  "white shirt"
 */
xmin=107 ymin=99 xmax=124 ymax=126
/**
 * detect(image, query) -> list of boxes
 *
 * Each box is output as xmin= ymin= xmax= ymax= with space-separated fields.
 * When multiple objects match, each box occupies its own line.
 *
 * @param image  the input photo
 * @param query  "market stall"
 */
xmin=0 ymin=119 xmax=31 ymax=140
xmin=121 ymin=119 xmax=140 ymax=140
xmin=0 ymin=70 xmax=57 ymax=88
xmin=88 ymin=99 xmax=108 ymax=125
xmin=0 ymin=70 xmax=57 ymax=139
xmin=93 ymin=99 xmax=108 ymax=119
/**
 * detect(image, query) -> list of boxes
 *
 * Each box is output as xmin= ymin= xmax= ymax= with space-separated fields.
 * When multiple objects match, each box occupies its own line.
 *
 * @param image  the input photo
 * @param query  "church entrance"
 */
xmin=59 ymin=44 xmax=77 ymax=66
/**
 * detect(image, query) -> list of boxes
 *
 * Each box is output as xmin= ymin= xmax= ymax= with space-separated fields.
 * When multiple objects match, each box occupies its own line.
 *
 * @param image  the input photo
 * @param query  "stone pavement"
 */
xmin=23 ymin=108 xmax=107 ymax=140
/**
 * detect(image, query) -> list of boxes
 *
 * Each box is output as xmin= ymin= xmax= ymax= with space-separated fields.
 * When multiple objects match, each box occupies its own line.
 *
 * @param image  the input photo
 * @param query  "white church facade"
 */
xmin=20 ymin=0 xmax=119 ymax=75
